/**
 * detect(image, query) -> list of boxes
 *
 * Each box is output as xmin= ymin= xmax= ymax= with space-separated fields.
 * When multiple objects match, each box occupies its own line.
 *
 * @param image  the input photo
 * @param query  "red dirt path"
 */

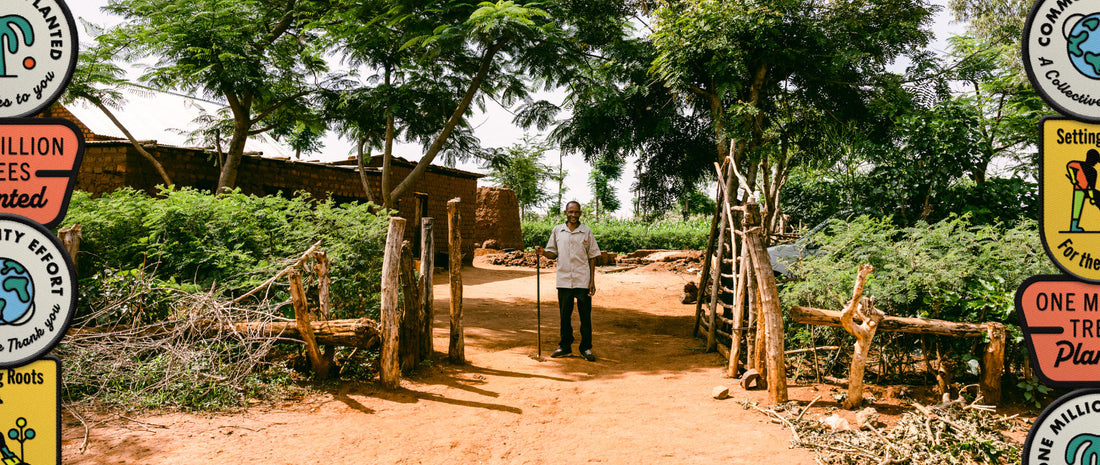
xmin=59 ymin=258 xmax=1020 ymax=464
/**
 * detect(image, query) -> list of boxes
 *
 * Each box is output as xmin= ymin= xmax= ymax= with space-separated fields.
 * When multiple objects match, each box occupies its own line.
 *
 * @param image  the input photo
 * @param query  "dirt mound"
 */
xmin=623 ymin=250 xmax=704 ymax=274
xmin=484 ymin=250 xmax=555 ymax=268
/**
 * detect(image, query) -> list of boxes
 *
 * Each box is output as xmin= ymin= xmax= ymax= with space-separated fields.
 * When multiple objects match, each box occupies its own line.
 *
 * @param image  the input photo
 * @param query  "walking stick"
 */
xmin=536 ymin=248 xmax=542 ymax=360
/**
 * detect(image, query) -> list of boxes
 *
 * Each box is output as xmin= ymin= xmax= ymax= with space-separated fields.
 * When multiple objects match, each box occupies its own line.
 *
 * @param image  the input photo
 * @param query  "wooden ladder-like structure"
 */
xmin=693 ymin=159 xmax=788 ymax=402
xmin=693 ymin=160 xmax=748 ymax=374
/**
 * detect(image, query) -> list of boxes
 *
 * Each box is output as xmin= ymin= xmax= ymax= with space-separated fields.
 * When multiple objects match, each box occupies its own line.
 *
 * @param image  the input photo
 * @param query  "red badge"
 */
xmin=1017 ymin=275 xmax=1100 ymax=387
xmin=0 ymin=118 xmax=84 ymax=229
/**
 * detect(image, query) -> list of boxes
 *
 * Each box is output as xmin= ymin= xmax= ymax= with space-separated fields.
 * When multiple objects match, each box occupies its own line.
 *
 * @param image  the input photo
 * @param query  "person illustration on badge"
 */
xmin=1067 ymin=148 xmax=1100 ymax=232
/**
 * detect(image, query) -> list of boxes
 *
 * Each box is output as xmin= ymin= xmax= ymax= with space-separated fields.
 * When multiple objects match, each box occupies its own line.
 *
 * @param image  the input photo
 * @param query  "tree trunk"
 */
xmin=839 ymin=264 xmax=882 ymax=409
xmin=380 ymin=217 xmax=406 ymax=389
xmin=387 ymin=42 xmax=505 ymax=205
xmin=215 ymin=117 xmax=251 ymax=193
xmin=92 ymin=100 xmax=173 ymax=187
xmin=356 ymin=138 xmax=377 ymax=204
xmin=381 ymin=116 xmax=395 ymax=208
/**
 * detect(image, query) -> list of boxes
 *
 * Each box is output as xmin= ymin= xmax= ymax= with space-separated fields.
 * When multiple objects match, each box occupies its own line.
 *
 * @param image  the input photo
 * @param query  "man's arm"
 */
xmin=587 ymin=228 xmax=600 ymax=296
xmin=588 ymin=256 xmax=596 ymax=296
xmin=536 ymin=246 xmax=557 ymax=260
xmin=537 ymin=228 xmax=559 ymax=259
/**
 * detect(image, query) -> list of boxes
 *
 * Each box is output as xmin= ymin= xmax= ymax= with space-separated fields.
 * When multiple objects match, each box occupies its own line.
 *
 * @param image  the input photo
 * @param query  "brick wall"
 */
xmin=474 ymin=186 xmax=523 ymax=250
xmin=74 ymin=142 xmax=480 ymax=258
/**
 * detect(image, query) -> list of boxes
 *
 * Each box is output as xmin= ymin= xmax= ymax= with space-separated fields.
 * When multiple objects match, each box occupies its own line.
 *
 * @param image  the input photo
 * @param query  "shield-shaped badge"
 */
xmin=1039 ymin=116 xmax=1100 ymax=282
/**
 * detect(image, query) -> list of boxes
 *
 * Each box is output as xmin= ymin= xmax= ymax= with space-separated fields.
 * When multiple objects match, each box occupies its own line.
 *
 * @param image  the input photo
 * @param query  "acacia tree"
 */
xmin=99 ymin=0 xmax=342 ymax=192
xmin=652 ymin=0 xmax=933 ymax=236
xmin=551 ymin=0 xmax=934 ymax=235
xmin=325 ymin=0 xmax=585 ymax=210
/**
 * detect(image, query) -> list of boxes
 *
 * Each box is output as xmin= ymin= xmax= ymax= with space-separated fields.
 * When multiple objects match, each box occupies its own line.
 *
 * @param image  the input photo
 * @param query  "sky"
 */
xmin=62 ymin=1 xmax=968 ymax=218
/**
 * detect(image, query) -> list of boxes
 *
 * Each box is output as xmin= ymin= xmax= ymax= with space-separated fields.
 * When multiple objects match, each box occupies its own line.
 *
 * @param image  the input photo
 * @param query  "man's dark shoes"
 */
xmin=581 ymin=350 xmax=596 ymax=362
xmin=550 ymin=348 xmax=571 ymax=358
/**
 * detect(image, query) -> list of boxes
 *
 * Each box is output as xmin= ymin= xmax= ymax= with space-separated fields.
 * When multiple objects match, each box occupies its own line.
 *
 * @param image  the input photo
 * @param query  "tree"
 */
xmin=99 ymin=0 xmax=341 ymax=193
xmin=648 ymin=0 xmax=934 ymax=237
xmin=480 ymin=136 xmax=554 ymax=217
xmin=550 ymin=0 xmax=935 ymax=235
xmin=325 ymin=0 xmax=585 ymax=210
xmin=62 ymin=45 xmax=173 ymax=187
xmin=587 ymin=154 xmax=622 ymax=220
xmin=548 ymin=31 xmax=715 ymax=218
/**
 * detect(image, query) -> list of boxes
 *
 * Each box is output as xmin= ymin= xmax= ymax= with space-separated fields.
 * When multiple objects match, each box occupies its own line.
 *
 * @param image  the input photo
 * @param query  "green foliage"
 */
xmin=781 ymin=215 xmax=1055 ymax=374
xmin=522 ymin=215 xmax=709 ymax=252
xmin=588 ymin=154 xmax=623 ymax=219
xmin=63 ymin=187 xmax=389 ymax=321
xmin=1016 ymin=376 xmax=1054 ymax=409
xmin=782 ymin=170 xmax=1038 ymax=229
xmin=481 ymin=136 xmax=556 ymax=217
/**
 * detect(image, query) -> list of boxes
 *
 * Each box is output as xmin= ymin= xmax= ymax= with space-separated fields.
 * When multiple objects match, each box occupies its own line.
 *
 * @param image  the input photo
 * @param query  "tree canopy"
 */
xmin=99 ymin=0 xmax=341 ymax=192
xmin=549 ymin=0 xmax=936 ymax=230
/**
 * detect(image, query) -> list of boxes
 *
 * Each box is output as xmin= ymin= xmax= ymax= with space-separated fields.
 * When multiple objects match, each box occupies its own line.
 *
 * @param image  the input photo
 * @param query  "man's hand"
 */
xmin=535 ymin=246 xmax=543 ymax=256
xmin=589 ymin=281 xmax=596 ymax=297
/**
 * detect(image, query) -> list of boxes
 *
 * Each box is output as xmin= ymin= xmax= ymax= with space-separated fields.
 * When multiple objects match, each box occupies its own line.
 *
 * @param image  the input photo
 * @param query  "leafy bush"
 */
xmin=780 ymin=215 xmax=1056 ymax=381
xmin=63 ymin=187 xmax=389 ymax=321
xmin=521 ymin=215 xmax=710 ymax=252
xmin=59 ymin=188 xmax=390 ymax=411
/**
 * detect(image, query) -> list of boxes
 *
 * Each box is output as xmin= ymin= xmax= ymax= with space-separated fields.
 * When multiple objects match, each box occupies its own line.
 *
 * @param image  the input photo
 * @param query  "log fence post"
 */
xmin=839 ymin=265 xmax=882 ymax=409
xmin=289 ymin=268 xmax=328 ymax=380
xmin=981 ymin=322 xmax=1005 ymax=404
xmin=743 ymin=202 xmax=787 ymax=404
xmin=380 ymin=217 xmax=406 ymax=389
xmin=447 ymin=199 xmax=465 ymax=364
xmin=57 ymin=224 xmax=81 ymax=268
xmin=399 ymin=240 xmax=422 ymax=370
xmin=420 ymin=218 xmax=435 ymax=359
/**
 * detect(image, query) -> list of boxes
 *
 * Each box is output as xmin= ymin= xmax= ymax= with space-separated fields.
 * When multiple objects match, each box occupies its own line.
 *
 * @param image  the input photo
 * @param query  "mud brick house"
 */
xmin=40 ymin=103 xmax=482 ymax=259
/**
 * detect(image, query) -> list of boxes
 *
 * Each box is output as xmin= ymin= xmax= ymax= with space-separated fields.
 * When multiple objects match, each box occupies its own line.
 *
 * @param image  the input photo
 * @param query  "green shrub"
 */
xmin=63 ymin=187 xmax=389 ymax=321
xmin=780 ymin=214 xmax=1056 ymax=381
xmin=59 ymin=188 xmax=390 ymax=411
xmin=521 ymin=215 xmax=709 ymax=252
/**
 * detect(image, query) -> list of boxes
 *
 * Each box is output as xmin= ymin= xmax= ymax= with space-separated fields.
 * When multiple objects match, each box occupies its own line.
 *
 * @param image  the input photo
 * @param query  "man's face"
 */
xmin=565 ymin=204 xmax=582 ymax=225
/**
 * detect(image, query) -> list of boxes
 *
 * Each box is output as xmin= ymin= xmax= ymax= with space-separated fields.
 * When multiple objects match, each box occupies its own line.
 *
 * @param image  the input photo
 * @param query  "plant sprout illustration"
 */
xmin=1 ymin=417 xmax=34 ymax=465
xmin=0 ymin=16 xmax=34 ymax=78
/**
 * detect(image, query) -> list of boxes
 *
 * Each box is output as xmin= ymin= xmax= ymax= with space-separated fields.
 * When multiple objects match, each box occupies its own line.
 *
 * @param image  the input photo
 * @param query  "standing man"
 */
xmin=535 ymin=201 xmax=601 ymax=361
xmin=1067 ymin=149 xmax=1100 ymax=232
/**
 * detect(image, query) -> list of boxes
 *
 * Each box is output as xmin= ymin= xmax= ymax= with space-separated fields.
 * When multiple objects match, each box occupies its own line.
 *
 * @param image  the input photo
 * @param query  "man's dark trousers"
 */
xmin=557 ymin=288 xmax=592 ymax=352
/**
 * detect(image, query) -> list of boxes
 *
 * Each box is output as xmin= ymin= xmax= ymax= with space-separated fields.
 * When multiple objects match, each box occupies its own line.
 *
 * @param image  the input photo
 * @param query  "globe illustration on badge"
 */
xmin=1066 ymin=13 xmax=1100 ymax=79
xmin=0 ymin=259 xmax=35 ymax=326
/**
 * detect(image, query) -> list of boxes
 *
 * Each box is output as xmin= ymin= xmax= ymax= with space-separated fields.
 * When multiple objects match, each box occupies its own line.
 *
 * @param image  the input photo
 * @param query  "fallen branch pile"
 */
xmin=60 ymin=288 xmax=293 ymax=409
xmin=744 ymin=396 xmax=1023 ymax=464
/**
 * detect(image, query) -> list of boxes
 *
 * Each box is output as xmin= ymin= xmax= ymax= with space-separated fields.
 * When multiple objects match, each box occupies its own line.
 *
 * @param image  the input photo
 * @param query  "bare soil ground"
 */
xmin=60 ymin=256 xmax=1030 ymax=464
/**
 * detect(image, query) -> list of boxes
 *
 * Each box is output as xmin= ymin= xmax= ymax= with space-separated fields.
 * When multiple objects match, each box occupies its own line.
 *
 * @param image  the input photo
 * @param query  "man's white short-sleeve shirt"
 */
xmin=545 ymin=223 xmax=601 ymax=289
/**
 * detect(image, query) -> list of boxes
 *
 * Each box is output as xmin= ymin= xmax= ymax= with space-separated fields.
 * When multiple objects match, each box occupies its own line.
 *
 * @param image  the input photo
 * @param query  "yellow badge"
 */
xmin=0 ymin=357 xmax=59 ymax=465
xmin=1040 ymin=117 xmax=1100 ymax=282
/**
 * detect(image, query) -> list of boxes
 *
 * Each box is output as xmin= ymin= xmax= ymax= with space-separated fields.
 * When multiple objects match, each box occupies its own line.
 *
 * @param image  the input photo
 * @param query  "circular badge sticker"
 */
xmin=0 ymin=0 xmax=79 ymax=118
xmin=1024 ymin=0 xmax=1100 ymax=122
xmin=1025 ymin=389 xmax=1100 ymax=464
xmin=0 ymin=214 xmax=75 ymax=367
